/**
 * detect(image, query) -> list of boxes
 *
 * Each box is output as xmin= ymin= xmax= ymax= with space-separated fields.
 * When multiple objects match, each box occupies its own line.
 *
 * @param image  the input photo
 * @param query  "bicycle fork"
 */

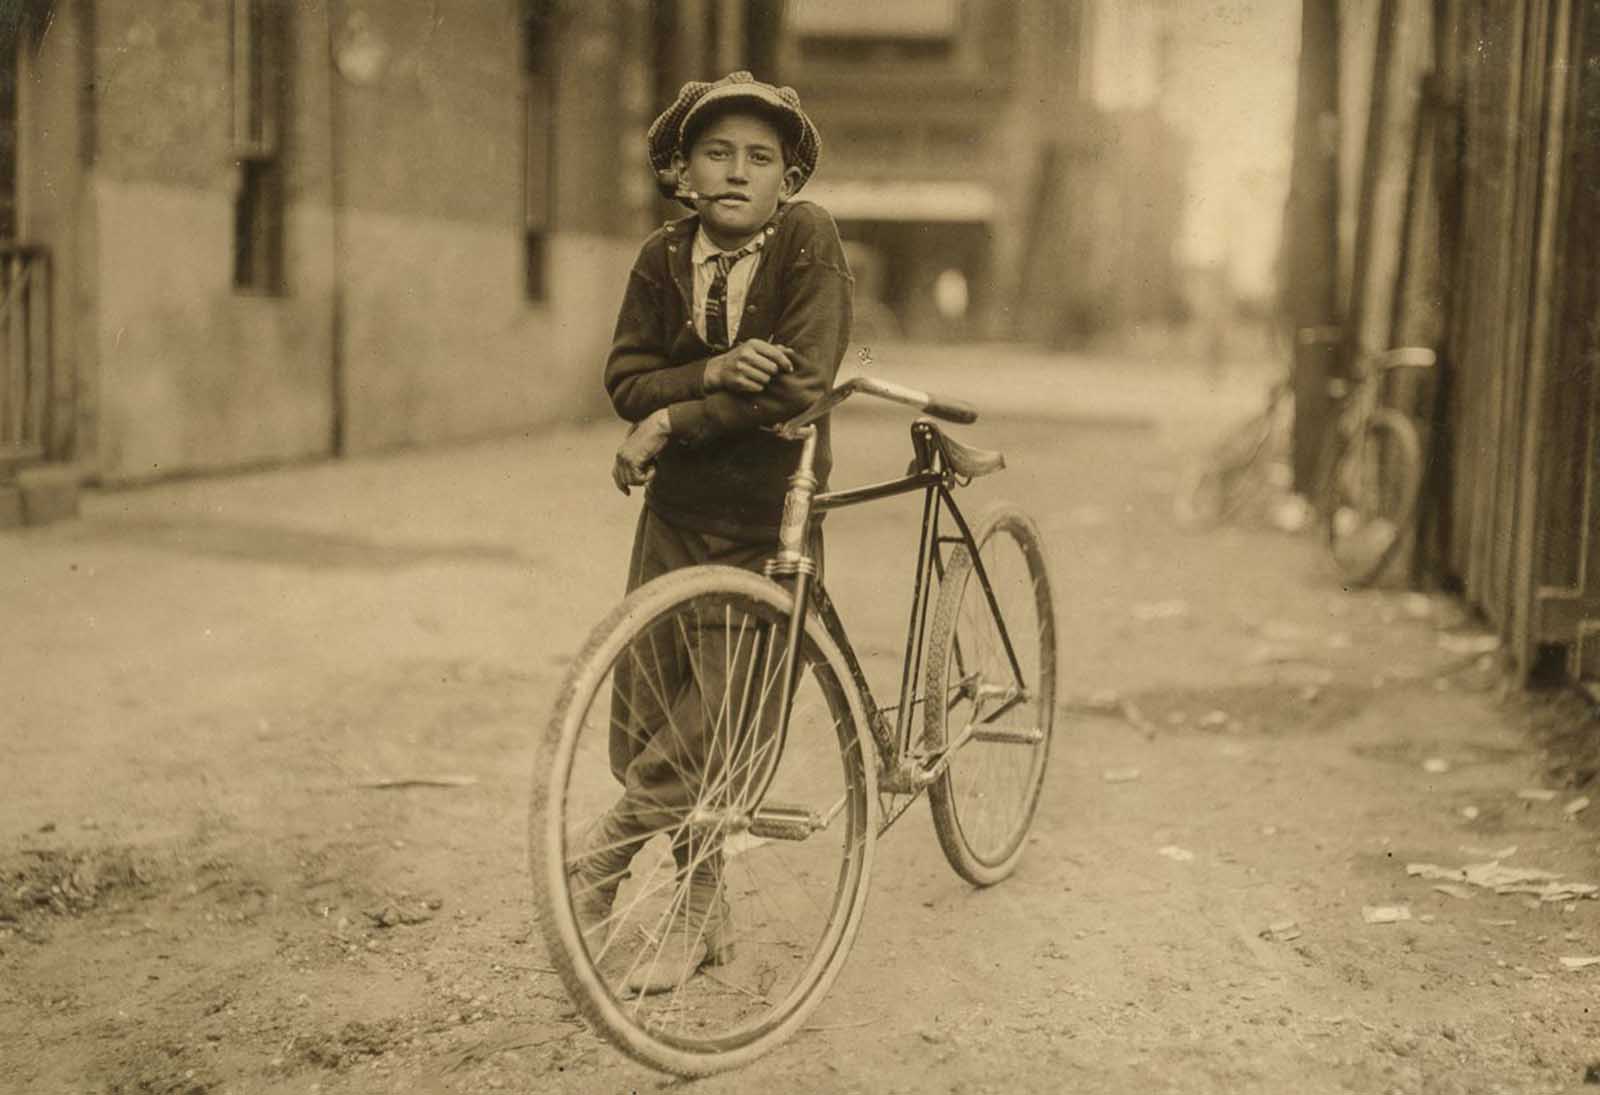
xmin=765 ymin=424 xmax=821 ymax=719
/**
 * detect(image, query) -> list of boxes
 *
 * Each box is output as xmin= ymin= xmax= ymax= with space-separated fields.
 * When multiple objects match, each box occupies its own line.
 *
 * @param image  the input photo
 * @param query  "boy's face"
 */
xmin=676 ymin=111 xmax=801 ymax=249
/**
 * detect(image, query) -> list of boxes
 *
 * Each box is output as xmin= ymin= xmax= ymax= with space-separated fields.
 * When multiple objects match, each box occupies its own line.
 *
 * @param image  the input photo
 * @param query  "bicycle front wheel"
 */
xmin=925 ymin=504 xmax=1057 ymax=886
xmin=1321 ymin=408 xmax=1422 ymax=588
xmin=1172 ymin=412 xmax=1273 ymax=529
xmin=531 ymin=566 xmax=876 ymax=1076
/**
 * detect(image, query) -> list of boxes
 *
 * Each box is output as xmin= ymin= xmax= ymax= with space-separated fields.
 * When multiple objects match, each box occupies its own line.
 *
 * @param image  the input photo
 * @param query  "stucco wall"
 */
xmin=327 ymin=0 xmax=633 ymax=453
xmin=338 ymin=207 xmax=628 ymax=453
xmin=90 ymin=179 xmax=334 ymax=479
xmin=90 ymin=179 xmax=629 ymax=476
xmin=73 ymin=0 xmax=635 ymax=482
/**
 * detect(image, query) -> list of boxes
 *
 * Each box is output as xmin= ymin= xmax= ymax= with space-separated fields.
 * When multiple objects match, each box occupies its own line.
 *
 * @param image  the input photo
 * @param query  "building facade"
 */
xmin=777 ymin=0 xmax=1187 ymax=345
xmin=1 ymin=0 xmax=1193 ymax=491
xmin=6 ymin=0 xmax=665 ymax=487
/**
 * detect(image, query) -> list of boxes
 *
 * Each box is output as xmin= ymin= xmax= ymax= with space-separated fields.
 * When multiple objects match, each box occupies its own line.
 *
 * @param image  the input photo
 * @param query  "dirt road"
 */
xmin=2 ymin=346 xmax=1596 ymax=1094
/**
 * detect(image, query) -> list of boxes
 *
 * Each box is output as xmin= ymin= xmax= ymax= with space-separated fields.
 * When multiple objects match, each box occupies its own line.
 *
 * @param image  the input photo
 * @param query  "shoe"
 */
xmin=623 ymin=859 xmax=734 ymax=997
xmin=566 ymin=810 xmax=644 ymax=948
xmin=568 ymin=863 xmax=617 ymax=947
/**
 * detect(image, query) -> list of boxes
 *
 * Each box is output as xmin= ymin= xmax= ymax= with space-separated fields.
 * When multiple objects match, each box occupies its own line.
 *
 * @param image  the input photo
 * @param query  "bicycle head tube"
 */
xmin=766 ymin=425 xmax=819 ymax=579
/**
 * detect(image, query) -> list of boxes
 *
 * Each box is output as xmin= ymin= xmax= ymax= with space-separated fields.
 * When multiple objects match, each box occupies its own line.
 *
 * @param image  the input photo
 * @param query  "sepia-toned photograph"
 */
xmin=2 ymin=1 xmax=1598 ymax=1091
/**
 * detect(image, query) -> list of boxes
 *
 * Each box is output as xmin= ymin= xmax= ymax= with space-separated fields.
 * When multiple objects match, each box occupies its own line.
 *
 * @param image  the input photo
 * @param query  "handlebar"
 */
xmin=1298 ymin=325 xmax=1438 ymax=371
xmin=1370 ymin=346 xmax=1436 ymax=369
xmin=777 ymin=376 xmax=978 ymax=439
xmin=1328 ymin=346 xmax=1438 ymax=399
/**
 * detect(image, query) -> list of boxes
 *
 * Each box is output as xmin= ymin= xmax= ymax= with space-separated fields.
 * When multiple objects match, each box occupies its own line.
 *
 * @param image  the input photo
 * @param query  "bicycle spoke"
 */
xmin=537 ymin=573 xmax=876 ymax=1072
xmin=600 ymin=844 xmax=684 ymax=967
xmin=621 ymin=871 xmax=695 ymax=1013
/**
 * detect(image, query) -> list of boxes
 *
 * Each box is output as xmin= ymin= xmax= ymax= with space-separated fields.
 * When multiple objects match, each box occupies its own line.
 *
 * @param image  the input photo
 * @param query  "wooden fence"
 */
xmin=1331 ymin=0 xmax=1600 ymax=684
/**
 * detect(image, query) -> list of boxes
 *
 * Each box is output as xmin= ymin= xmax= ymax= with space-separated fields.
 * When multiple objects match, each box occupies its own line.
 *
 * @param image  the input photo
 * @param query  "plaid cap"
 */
xmin=646 ymin=71 xmax=822 ymax=208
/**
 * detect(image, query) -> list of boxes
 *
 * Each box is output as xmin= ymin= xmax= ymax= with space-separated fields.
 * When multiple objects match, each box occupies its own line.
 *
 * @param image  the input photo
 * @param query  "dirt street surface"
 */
xmin=3 ymin=345 xmax=1597 ymax=1094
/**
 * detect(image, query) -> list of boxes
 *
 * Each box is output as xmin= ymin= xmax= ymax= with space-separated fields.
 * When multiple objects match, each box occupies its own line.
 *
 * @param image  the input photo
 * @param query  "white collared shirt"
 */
xmin=691 ymin=226 xmax=764 ymax=346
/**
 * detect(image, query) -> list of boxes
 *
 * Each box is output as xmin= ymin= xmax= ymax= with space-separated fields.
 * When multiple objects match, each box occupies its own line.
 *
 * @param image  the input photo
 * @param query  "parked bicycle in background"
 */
xmin=1174 ymin=327 xmax=1436 ymax=590
xmin=1317 ymin=345 xmax=1436 ymax=588
xmin=1173 ymin=326 xmax=1340 ymax=533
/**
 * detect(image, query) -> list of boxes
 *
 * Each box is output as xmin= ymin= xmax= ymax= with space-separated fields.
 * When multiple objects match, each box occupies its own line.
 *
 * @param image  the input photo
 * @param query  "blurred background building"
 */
xmin=0 ymin=0 xmax=1295 ymax=489
xmin=2 ymin=1 xmax=662 ymax=486
xmin=776 ymin=0 xmax=1188 ymax=347
xmin=780 ymin=0 xmax=1296 ymax=352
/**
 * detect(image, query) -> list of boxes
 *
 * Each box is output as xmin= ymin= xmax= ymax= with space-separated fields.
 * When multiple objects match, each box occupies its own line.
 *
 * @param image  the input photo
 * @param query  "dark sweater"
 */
xmin=604 ymin=200 xmax=854 ymax=541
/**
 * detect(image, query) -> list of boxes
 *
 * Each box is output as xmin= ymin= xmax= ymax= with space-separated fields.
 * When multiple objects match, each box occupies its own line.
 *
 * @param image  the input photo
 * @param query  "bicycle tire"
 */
xmin=1172 ymin=463 xmax=1229 ymax=529
xmin=1320 ymin=408 xmax=1423 ymax=588
xmin=1174 ymin=407 xmax=1275 ymax=529
xmin=531 ymin=565 xmax=877 ymax=1076
xmin=925 ymin=504 xmax=1058 ymax=886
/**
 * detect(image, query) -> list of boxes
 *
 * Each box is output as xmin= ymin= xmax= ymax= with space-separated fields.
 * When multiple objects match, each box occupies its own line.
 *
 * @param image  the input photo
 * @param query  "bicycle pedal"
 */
xmin=747 ymin=803 xmax=825 ymax=841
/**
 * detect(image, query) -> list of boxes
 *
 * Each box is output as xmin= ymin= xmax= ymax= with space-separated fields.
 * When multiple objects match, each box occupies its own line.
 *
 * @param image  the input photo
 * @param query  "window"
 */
xmin=523 ymin=1 xmax=557 ymax=302
xmin=231 ymin=0 xmax=286 ymax=293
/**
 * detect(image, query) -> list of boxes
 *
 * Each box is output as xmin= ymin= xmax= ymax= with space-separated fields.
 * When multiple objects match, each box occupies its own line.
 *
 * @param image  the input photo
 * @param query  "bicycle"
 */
xmin=1172 ymin=326 xmax=1340 ymax=531
xmin=1317 ymin=345 xmax=1435 ymax=587
xmin=530 ymin=375 xmax=1057 ymax=1075
xmin=1171 ymin=375 xmax=1293 ymax=529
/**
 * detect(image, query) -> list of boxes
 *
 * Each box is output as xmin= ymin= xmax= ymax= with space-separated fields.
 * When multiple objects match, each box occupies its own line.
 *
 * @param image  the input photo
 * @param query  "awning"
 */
xmin=801 ymin=179 xmax=996 ymax=223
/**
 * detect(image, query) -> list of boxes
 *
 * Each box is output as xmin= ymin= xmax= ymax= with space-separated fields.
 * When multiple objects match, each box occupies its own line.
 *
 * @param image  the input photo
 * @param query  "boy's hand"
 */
xmin=613 ymin=409 xmax=672 ymax=495
xmin=704 ymin=340 xmax=796 ymax=394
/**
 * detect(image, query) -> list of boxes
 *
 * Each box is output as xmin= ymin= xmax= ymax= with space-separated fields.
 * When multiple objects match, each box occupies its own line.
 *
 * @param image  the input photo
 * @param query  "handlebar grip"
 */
xmin=853 ymin=377 xmax=979 ymax=423
xmin=1378 ymin=346 xmax=1437 ymax=369
xmin=776 ymin=376 xmax=983 ymax=437
xmin=923 ymin=396 xmax=978 ymax=424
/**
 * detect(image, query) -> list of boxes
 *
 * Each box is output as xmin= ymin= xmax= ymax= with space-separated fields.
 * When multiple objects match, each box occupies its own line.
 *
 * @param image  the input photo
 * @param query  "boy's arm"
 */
xmin=666 ymin=205 xmax=853 ymax=443
xmin=603 ymin=268 xmax=712 ymax=423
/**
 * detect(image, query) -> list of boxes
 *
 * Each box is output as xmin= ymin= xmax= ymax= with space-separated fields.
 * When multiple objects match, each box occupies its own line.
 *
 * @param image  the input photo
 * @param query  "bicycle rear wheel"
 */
xmin=531 ymin=566 xmax=876 ymax=1076
xmin=925 ymin=504 xmax=1057 ymax=886
xmin=1321 ymin=408 xmax=1423 ymax=588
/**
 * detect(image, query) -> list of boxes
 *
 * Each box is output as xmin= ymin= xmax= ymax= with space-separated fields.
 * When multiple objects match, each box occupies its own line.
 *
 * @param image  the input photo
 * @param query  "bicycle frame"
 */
xmin=763 ymin=417 xmax=1029 ymax=834
xmin=1331 ymin=346 xmax=1436 ymax=427
xmin=1328 ymin=346 xmax=1435 ymax=480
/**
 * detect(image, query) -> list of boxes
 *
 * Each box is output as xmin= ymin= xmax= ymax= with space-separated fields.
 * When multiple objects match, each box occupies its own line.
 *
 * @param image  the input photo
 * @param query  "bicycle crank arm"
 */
xmin=966 ymin=688 xmax=1030 ymax=739
xmin=943 ymin=680 xmax=1031 ymax=729
xmin=924 ymin=700 xmax=1043 ymax=775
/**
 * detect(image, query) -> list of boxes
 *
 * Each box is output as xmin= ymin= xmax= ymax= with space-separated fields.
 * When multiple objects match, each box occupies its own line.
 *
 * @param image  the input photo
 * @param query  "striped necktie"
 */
xmin=703 ymin=237 xmax=766 ymax=350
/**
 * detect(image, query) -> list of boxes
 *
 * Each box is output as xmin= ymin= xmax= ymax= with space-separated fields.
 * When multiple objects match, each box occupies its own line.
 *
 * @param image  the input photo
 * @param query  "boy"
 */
xmin=574 ymin=72 xmax=852 ymax=994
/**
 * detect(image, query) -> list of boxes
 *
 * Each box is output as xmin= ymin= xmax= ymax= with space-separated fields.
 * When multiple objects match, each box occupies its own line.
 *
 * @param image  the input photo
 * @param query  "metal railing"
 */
xmin=0 ymin=243 xmax=50 ymax=473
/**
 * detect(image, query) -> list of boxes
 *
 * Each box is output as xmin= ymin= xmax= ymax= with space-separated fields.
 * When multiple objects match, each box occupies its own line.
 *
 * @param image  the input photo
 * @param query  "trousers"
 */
xmin=606 ymin=506 xmax=823 ymax=835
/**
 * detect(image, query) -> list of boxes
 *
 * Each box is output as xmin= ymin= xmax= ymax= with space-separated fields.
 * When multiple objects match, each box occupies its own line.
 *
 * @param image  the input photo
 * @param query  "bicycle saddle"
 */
xmin=921 ymin=420 xmax=1006 ymax=479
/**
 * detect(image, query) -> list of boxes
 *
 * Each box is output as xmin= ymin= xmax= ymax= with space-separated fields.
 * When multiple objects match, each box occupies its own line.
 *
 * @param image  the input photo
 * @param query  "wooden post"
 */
xmin=1381 ymin=2 xmax=1445 ymax=586
xmin=1504 ymin=0 xmax=1566 ymax=678
xmin=678 ymin=0 xmax=708 ymax=82
xmin=1414 ymin=0 xmax=1463 ymax=586
xmin=716 ymin=0 xmax=743 ymax=74
xmin=1285 ymin=0 xmax=1342 ymax=493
